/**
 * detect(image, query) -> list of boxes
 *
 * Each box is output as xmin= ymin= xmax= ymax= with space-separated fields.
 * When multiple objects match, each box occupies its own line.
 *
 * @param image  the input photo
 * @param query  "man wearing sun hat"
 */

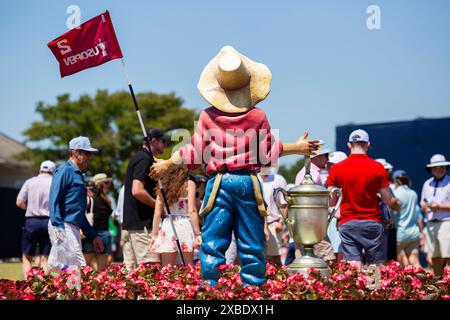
xmin=420 ymin=154 xmax=450 ymax=276
xmin=16 ymin=160 xmax=56 ymax=277
xmin=151 ymin=45 xmax=320 ymax=286
xmin=295 ymin=140 xmax=330 ymax=186
xmin=47 ymin=136 xmax=104 ymax=272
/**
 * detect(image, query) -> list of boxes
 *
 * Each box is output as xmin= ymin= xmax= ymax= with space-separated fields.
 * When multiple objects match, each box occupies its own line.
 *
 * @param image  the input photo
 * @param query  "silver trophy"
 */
xmin=273 ymin=156 xmax=342 ymax=277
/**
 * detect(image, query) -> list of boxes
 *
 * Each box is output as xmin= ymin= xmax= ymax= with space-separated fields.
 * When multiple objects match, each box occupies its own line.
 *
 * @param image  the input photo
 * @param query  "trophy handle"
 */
xmin=273 ymin=188 xmax=295 ymax=239
xmin=328 ymin=187 xmax=343 ymax=223
xmin=273 ymin=188 xmax=291 ymax=223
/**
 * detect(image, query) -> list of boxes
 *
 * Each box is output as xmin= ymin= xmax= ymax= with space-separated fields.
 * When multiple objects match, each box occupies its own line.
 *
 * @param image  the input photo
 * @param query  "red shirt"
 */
xmin=327 ymin=154 xmax=389 ymax=225
xmin=180 ymin=107 xmax=283 ymax=175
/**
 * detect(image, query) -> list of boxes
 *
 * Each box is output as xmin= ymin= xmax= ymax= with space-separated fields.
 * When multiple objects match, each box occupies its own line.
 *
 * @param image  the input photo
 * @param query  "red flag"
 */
xmin=48 ymin=11 xmax=123 ymax=77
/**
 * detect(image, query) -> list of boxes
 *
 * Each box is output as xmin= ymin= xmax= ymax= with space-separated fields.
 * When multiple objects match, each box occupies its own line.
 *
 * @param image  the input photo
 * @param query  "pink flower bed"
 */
xmin=1 ymin=261 xmax=448 ymax=300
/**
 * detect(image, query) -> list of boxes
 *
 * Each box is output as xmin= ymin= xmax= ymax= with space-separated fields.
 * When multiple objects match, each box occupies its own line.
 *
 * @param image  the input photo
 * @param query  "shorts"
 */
xmin=48 ymin=222 xmax=86 ymax=272
xmin=339 ymin=220 xmax=386 ymax=264
xmin=424 ymin=220 xmax=450 ymax=258
xmin=397 ymin=238 xmax=420 ymax=257
xmin=265 ymin=222 xmax=283 ymax=257
xmin=82 ymin=230 xmax=112 ymax=254
xmin=121 ymin=229 xmax=137 ymax=270
xmin=127 ymin=228 xmax=160 ymax=264
xmin=22 ymin=217 xmax=51 ymax=256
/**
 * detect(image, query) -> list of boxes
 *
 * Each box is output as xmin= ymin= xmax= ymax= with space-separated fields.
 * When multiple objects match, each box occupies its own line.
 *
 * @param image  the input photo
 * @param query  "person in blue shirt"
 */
xmin=47 ymin=136 xmax=104 ymax=272
xmin=392 ymin=170 xmax=424 ymax=268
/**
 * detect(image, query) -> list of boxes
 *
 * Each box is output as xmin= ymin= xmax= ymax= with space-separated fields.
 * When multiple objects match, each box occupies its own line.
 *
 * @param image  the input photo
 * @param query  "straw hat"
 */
xmin=197 ymin=45 xmax=272 ymax=113
xmin=92 ymin=173 xmax=112 ymax=185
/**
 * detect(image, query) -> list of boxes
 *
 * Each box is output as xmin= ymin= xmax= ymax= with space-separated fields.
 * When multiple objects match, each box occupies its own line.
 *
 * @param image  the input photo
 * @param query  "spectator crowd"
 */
xmin=14 ymin=128 xmax=450 ymax=281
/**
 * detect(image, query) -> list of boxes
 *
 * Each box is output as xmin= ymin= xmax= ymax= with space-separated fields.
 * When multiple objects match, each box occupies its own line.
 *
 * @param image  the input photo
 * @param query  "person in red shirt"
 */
xmin=327 ymin=129 xmax=399 ymax=270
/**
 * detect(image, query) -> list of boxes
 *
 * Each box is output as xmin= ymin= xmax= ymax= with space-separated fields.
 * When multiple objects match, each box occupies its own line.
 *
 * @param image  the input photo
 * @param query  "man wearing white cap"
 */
xmin=327 ymin=129 xmax=400 ymax=270
xmin=420 ymin=154 xmax=450 ymax=276
xmin=295 ymin=140 xmax=330 ymax=186
xmin=48 ymin=136 xmax=104 ymax=273
xmin=16 ymin=160 xmax=56 ymax=278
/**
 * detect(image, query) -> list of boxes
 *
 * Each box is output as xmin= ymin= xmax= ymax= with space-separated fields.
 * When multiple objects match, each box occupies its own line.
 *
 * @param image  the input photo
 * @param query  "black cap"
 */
xmin=145 ymin=128 xmax=165 ymax=141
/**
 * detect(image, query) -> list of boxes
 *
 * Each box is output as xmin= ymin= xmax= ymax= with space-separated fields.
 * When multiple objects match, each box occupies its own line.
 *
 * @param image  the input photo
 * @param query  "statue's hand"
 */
xmin=150 ymin=151 xmax=184 ymax=180
xmin=295 ymin=132 xmax=320 ymax=156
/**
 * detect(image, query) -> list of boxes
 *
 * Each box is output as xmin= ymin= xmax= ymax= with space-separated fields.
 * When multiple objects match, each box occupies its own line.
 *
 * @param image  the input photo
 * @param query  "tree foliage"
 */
xmin=21 ymin=90 xmax=198 ymax=183
xmin=278 ymin=158 xmax=305 ymax=184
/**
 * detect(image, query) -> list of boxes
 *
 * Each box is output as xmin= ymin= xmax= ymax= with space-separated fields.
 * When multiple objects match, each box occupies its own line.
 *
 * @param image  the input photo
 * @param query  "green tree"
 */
xmin=278 ymin=158 xmax=305 ymax=184
xmin=21 ymin=89 xmax=198 ymax=184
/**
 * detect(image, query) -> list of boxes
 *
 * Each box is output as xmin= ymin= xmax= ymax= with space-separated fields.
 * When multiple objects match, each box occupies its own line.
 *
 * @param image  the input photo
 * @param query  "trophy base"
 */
xmin=287 ymin=255 xmax=330 ymax=278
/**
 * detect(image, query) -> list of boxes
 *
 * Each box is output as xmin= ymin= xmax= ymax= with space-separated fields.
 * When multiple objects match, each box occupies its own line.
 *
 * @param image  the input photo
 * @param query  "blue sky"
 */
xmin=1 ymin=0 xmax=449 ymax=166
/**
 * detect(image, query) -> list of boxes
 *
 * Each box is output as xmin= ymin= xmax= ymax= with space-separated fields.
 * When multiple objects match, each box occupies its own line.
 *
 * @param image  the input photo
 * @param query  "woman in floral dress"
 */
xmin=150 ymin=176 xmax=202 ymax=266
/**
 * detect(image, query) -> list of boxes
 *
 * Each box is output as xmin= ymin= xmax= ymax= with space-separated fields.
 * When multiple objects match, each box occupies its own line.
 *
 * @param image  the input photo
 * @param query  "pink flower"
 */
xmin=1 ymin=262 xmax=448 ymax=300
xmin=332 ymin=273 xmax=348 ymax=282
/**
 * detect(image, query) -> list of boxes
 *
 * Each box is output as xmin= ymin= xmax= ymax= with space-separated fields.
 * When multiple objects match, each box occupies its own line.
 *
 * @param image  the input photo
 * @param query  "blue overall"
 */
xmin=200 ymin=171 xmax=266 ymax=286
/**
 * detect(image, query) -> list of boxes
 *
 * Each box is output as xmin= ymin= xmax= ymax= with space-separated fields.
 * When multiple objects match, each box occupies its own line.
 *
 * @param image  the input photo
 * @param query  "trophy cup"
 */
xmin=273 ymin=156 xmax=342 ymax=277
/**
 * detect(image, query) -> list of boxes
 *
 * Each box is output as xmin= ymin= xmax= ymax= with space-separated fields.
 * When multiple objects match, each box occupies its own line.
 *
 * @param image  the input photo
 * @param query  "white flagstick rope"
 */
xmin=120 ymin=58 xmax=186 ymax=266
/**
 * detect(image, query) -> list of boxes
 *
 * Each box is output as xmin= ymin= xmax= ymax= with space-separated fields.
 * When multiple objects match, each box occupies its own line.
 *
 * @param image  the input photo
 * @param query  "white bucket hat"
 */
xmin=312 ymin=140 xmax=330 ymax=158
xmin=376 ymin=158 xmax=393 ymax=170
xmin=197 ymin=45 xmax=272 ymax=113
xmin=426 ymin=154 xmax=450 ymax=168
xmin=329 ymin=151 xmax=347 ymax=164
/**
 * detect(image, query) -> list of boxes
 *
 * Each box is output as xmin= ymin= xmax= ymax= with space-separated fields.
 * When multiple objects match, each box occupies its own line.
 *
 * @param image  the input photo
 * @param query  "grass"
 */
xmin=0 ymin=262 xmax=23 ymax=281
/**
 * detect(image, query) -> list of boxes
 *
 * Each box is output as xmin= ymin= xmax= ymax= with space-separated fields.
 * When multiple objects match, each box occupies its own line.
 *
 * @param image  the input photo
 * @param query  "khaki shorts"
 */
xmin=425 ymin=220 xmax=450 ymax=258
xmin=121 ymin=230 xmax=136 ymax=270
xmin=123 ymin=228 xmax=160 ymax=268
xmin=265 ymin=222 xmax=283 ymax=257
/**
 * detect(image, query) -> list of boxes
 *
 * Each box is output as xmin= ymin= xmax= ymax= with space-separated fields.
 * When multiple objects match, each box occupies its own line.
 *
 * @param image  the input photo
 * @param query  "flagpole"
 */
xmin=120 ymin=58 xmax=186 ymax=266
